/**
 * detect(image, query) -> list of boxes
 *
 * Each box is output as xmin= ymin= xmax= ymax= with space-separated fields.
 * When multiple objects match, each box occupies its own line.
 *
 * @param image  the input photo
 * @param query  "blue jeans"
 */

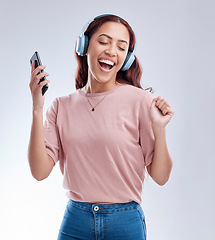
xmin=57 ymin=199 xmax=147 ymax=240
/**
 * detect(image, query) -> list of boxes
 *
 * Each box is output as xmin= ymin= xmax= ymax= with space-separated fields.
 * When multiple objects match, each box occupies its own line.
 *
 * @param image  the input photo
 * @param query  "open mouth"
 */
xmin=98 ymin=59 xmax=115 ymax=72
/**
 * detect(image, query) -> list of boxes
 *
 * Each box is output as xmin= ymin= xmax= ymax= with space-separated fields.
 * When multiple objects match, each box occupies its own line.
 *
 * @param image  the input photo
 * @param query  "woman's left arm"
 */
xmin=147 ymin=96 xmax=174 ymax=186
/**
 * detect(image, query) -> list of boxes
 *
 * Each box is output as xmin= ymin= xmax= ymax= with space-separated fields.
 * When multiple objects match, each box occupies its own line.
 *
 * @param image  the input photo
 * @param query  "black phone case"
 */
xmin=30 ymin=51 xmax=48 ymax=95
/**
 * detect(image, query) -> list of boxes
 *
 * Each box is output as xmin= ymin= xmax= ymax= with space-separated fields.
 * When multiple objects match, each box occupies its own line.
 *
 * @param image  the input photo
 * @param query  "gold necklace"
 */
xmin=86 ymin=94 xmax=108 ymax=111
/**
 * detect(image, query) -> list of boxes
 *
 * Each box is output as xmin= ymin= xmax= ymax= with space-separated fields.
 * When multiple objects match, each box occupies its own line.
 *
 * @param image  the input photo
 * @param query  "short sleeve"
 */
xmin=44 ymin=98 xmax=62 ymax=164
xmin=139 ymin=91 xmax=155 ymax=167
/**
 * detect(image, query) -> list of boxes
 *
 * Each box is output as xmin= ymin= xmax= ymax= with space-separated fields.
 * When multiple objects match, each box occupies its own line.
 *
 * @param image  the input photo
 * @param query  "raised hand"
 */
xmin=29 ymin=60 xmax=50 ymax=110
xmin=150 ymin=96 xmax=174 ymax=128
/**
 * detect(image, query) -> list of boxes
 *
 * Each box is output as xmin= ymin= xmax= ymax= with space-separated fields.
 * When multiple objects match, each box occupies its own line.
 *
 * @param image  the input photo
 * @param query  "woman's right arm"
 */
xmin=28 ymin=60 xmax=55 ymax=181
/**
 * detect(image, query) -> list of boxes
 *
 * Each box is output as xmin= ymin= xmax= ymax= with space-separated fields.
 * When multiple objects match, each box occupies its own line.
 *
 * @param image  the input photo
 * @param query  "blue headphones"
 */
xmin=76 ymin=14 xmax=136 ymax=71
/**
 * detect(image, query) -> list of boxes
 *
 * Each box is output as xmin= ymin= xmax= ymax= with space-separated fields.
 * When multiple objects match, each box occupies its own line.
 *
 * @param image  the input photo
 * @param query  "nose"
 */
xmin=104 ymin=44 xmax=116 ymax=56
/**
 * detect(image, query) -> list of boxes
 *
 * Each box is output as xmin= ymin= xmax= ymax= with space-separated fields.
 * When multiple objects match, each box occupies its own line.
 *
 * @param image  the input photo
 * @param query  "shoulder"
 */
xmin=54 ymin=90 xmax=79 ymax=106
xmin=47 ymin=91 xmax=78 ymax=114
xmin=120 ymin=84 xmax=155 ymax=103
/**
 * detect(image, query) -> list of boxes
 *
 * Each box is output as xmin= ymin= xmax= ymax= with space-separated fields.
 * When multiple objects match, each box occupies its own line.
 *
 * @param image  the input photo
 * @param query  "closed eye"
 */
xmin=99 ymin=41 xmax=125 ymax=51
xmin=119 ymin=47 xmax=125 ymax=51
xmin=99 ymin=41 xmax=107 ymax=45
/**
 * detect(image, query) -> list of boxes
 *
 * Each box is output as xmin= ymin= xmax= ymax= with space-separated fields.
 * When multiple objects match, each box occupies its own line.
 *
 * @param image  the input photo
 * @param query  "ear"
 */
xmin=85 ymin=45 xmax=89 ymax=56
xmin=75 ymin=40 xmax=78 ymax=53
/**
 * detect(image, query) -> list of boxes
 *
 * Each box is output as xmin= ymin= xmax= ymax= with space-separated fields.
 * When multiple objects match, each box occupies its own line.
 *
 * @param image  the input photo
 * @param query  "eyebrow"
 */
xmin=98 ymin=33 xmax=128 ymax=45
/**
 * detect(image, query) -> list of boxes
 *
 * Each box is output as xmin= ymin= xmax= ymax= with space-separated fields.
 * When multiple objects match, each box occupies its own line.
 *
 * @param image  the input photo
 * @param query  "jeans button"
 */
xmin=94 ymin=206 xmax=99 ymax=211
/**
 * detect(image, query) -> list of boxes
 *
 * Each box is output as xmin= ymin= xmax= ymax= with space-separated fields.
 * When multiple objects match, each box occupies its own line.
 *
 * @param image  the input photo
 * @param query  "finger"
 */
xmin=30 ymin=65 xmax=46 ymax=86
xmin=157 ymin=99 xmax=166 ymax=109
xmin=162 ymin=106 xmax=169 ymax=115
xmin=161 ymin=104 xmax=167 ymax=113
xmin=160 ymin=101 xmax=171 ymax=112
xmin=31 ymin=60 xmax=35 ymax=73
xmin=156 ymin=97 xmax=171 ymax=109
xmin=30 ymin=67 xmax=48 ymax=85
xmin=154 ymin=96 xmax=161 ymax=102
xmin=167 ymin=107 xmax=174 ymax=115
xmin=29 ymin=81 xmax=33 ymax=91
xmin=32 ymin=65 xmax=46 ymax=79
xmin=152 ymin=97 xmax=159 ymax=105
xmin=32 ymin=79 xmax=50 ymax=95
xmin=34 ymin=72 xmax=49 ymax=84
xmin=153 ymin=96 xmax=159 ymax=101
xmin=39 ymin=79 xmax=50 ymax=89
xmin=163 ymin=106 xmax=174 ymax=116
xmin=155 ymin=96 xmax=162 ymax=105
xmin=155 ymin=97 xmax=164 ymax=108
xmin=30 ymin=73 xmax=48 ymax=92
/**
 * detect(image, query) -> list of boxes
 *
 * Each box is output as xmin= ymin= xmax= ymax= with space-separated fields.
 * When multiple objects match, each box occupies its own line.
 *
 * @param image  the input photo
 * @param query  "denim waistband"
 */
xmin=69 ymin=199 xmax=140 ymax=213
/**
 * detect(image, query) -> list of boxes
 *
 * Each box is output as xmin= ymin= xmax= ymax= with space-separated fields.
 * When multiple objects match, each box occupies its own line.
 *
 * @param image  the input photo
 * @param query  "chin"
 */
xmin=90 ymin=71 xmax=117 ymax=84
xmin=95 ymin=74 xmax=117 ymax=84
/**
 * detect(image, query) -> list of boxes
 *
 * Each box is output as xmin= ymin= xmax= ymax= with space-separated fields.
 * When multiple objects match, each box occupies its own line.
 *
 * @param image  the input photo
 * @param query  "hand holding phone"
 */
xmin=30 ymin=51 xmax=48 ymax=95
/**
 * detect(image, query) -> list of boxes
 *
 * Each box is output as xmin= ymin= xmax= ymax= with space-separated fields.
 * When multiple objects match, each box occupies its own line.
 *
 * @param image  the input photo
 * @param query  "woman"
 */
xmin=28 ymin=14 xmax=174 ymax=240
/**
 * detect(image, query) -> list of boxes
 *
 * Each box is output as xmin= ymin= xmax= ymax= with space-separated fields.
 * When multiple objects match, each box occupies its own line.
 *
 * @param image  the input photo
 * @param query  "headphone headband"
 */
xmin=76 ymin=14 xmax=136 ymax=71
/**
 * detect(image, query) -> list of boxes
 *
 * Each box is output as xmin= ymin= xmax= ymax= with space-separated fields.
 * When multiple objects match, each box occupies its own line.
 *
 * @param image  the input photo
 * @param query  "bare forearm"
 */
xmin=150 ymin=123 xmax=173 ymax=185
xmin=28 ymin=108 xmax=54 ymax=180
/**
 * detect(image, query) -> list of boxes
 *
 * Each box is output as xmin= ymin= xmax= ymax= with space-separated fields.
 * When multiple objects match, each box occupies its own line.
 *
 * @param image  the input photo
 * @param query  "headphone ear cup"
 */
xmin=121 ymin=51 xmax=135 ymax=71
xmin=76 ymin=34 xmax=89 ymax=56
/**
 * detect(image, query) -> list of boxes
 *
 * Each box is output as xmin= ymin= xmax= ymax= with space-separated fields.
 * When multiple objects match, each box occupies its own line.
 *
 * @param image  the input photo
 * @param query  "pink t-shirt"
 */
xmin=44 ymin=83 xmax=155 ymax=205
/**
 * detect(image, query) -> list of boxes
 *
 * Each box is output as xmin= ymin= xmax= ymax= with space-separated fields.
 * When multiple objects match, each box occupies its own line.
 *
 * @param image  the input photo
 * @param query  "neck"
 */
xmin=83 ymin=73 xmax=120 ymax=94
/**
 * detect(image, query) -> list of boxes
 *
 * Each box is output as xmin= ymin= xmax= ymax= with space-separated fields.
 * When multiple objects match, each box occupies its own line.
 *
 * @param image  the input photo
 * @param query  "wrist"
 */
xmin=32 ymin=106 xmax=43 ymax=115
xmin=152 ymin=122 xmax=166 ymax=136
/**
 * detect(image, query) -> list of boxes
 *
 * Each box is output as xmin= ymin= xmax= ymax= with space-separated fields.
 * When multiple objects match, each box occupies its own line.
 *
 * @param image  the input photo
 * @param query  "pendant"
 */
xmin=92 ymin=108 xmax=95 ymax=111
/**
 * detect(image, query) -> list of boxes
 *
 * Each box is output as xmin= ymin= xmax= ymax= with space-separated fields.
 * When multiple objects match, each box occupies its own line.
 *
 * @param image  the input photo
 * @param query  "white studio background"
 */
xmin=0 ymin=0 xmax=214 ymax=239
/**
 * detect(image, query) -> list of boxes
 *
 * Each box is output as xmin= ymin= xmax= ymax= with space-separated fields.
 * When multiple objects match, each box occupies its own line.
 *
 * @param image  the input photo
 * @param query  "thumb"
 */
xmin=151 ymin=97 xmax=158 ymax=106
xmin=150 ymin=97 xmax=157 ymax=108
xmin=152 ymin=96 xmax=159 ymax=102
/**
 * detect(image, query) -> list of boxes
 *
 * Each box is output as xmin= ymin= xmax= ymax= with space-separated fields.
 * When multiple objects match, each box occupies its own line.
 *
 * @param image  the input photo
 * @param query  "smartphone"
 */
xmin=30 ymin=51 xmax=48 ymax=95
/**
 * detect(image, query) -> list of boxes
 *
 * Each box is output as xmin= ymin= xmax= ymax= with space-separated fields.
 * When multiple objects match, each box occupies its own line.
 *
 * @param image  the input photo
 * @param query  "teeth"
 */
xmin=98 ymin=59 xmax=114 ymax=66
